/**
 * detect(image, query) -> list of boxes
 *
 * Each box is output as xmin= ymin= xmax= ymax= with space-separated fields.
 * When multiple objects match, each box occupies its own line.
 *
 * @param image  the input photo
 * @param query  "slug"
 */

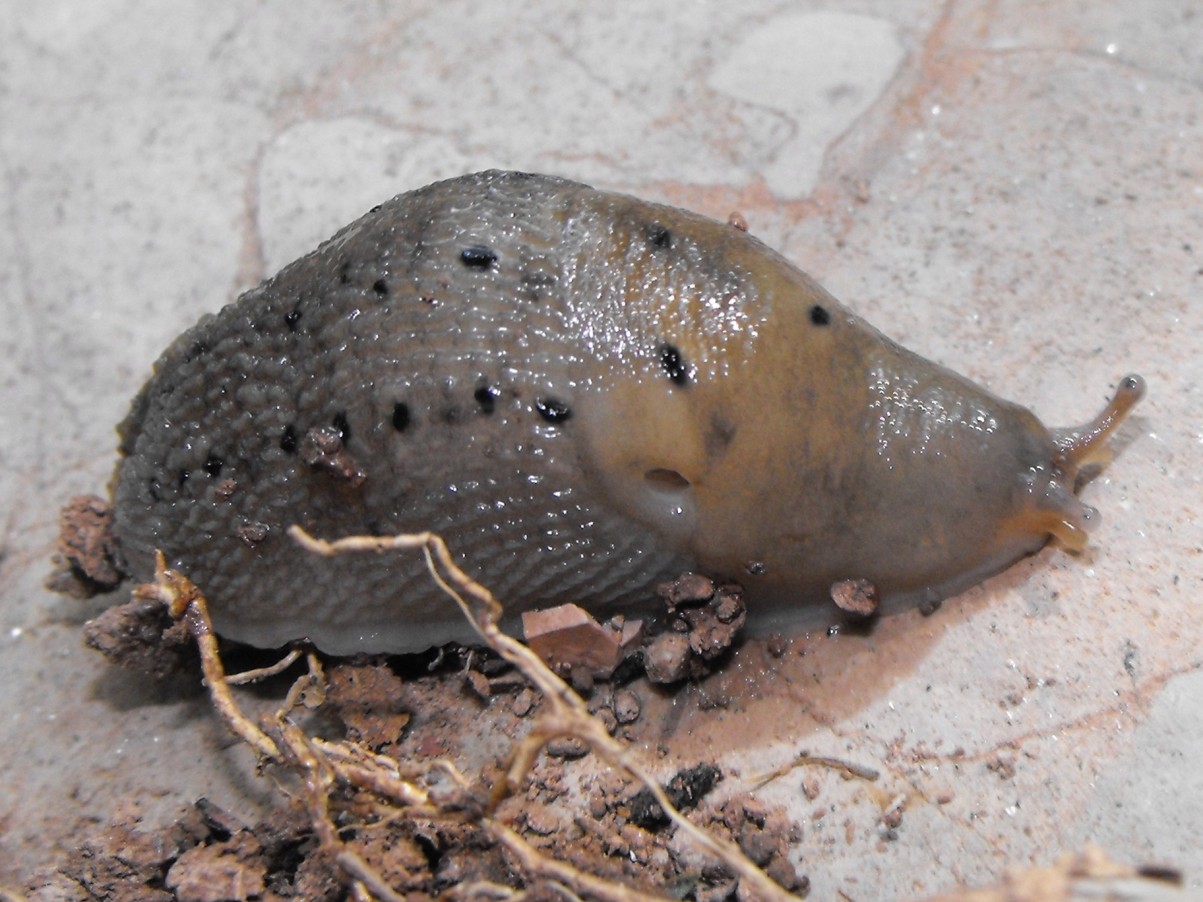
xmin=110 ymin=170 xmax=1144 ymax=654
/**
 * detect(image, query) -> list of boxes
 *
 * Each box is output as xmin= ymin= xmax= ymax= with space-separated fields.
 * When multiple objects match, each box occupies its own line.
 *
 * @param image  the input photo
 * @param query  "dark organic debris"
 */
xmin=626 ymin=763 xmax=723 ymax=830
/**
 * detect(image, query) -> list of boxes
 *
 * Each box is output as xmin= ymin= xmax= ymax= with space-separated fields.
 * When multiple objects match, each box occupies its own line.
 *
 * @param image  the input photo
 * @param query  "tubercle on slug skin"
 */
xmin=107 ymin=170 xmax=1146 ymax=654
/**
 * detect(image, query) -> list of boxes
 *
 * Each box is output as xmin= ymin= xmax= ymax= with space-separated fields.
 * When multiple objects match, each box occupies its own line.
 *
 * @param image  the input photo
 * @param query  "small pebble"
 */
xmin=524 ymin=804 xmax=560 ymax=836
xmin=714 ymin=595 xmax=742 ymax=623
xmin=593 ymin=705 xmax=618 ymax=735
xmin=546 ymin=737 xmax=590 ymax=760
xmin=830 ymin=578 xmax=879 ymax=617
xmin=612 ymin=689 xmax=641 ymax=724
xmin=658 ymin=572 xmax=715 ymax=606
xmin=737 ymin=822 xmax=776 ymax=866
xmin=643 ymin=633 xmax=692 ymax=684
xmin=465 ymin=670 xmax=491 ymax=700
xmin=511 ymin=688 xmax=536 ymax=717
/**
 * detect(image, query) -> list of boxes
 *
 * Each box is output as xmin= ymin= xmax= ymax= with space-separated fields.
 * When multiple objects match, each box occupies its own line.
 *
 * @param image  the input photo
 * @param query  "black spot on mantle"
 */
xmin=391 ymin=402 xmax=411 ymax=433
xmin=474 ymin=380 xmax=500 ymax=414
xmin=535 ymin=397 xmax=572 ymax=424
xmin=658 ymin=342 xmax=689 ymax=386
xmin=647 ymin=223 xmax=672 ymax=249
xmin=460 ymin=245 xmax=498 ymax=269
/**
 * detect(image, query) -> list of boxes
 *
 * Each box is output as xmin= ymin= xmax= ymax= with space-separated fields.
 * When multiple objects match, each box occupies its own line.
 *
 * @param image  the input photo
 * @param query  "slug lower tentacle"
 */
xmin=107 ymin=170 xmax=1143 ymax=654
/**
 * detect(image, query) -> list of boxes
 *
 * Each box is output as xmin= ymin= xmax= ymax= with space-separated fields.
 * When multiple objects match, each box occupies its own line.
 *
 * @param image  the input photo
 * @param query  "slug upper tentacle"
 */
xmin=107 ymin=170 xmax=1143 ymax=654
xmin=1052 ymin=374 xmax=1147 ymax=472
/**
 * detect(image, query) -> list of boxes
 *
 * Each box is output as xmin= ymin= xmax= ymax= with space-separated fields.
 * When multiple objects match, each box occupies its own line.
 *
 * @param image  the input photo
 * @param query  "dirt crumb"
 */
xmin=881 ymin=794 xmax=906 ymax=830
xmin=352 ymin=830 xmax=431 ymax=890
xmin=830 ymin=578 xmax=879 ymax=617
xmin=26 ymin=800 xmax=331 ymax=902
xmin=643 ymin=579 xmax=748 ymax=683
xmin=523 ymin=802 xmax=564 ymax=836
xmin=299 ymin=425 xmax=366 ymax=485
xmin=164 ymin=830 xmax=266 ymax=902
xmin=644 ymin=631 xmax=693 ymax=683
xmin=986 ymin=750 xmax=1018 ymax=781
xmin=612 ymin=687 xmax=642 ymax=724
xmin=82 ymin=597 xmax=196 ymax=678
xmin=326 ymin=661 xmax=411 ymax=752
xmin=592 ymin=702 xmax=619 ymax=735
xmin=766 ymin=633 xmax=790 ymax=657
xmin=546 ymin=736 xmax=591 ymax=759
xmin=512 ymin=686 xmax=538 ymax=716
xmin=62 ymin=821 xmax=181 ymax=900
xmin=670 ymin=794 xmax=809 ymax=897
xmin=47 ymin=494 xmax=125 ymax=597
xmin=687 ymin=596 xmax=746 ymax=659
xmin=657 ymin=572 xmax=717 ymax=606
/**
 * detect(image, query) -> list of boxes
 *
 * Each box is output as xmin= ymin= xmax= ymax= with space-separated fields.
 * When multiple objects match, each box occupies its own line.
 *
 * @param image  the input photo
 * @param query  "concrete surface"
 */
xmin=1 ymin=1 xmax=1200 ymax=897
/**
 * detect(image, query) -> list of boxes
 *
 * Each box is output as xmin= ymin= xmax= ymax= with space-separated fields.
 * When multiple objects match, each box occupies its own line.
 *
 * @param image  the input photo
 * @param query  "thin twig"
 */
xmin=226 ymin=647 xmax=303 ymax=685
xmin=491 ymin=824 xmax=668 ymax=902
xmin=749 ymin=751 xmax=881 ymax=790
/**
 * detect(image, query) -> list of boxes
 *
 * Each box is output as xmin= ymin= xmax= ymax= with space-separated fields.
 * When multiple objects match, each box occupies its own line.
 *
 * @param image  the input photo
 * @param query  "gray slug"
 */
xmin=110 ymin=170 xmax=1144 ymax=654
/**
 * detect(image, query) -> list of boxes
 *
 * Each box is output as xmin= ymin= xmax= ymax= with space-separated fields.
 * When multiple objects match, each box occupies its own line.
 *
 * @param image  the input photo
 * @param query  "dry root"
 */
xmin=135 ymin=527 xmax=800 ymax=902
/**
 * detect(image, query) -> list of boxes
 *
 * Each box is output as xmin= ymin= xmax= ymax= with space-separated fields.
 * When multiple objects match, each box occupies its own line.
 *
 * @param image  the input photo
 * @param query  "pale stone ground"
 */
xmin=1 ymin=2 xmax=1200 ymax=898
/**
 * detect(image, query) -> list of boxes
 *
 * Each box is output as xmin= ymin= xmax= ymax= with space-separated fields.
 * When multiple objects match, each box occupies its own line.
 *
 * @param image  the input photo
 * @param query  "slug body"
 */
xmin=111 ymin=171 xmax=1143 ymax=654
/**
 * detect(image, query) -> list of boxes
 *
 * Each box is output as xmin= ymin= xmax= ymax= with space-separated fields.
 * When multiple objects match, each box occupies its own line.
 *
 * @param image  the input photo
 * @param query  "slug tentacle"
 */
xmin=1032 ymin=480 xmax=1096 ymax=551
xmin=1052 ymin=374 xmax=1146 ymax=474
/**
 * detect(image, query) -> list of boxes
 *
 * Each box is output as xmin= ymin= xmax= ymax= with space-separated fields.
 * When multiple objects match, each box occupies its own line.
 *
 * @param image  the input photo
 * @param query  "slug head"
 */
xmin=1014 ymin=374 xmax=1145 ymax=551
